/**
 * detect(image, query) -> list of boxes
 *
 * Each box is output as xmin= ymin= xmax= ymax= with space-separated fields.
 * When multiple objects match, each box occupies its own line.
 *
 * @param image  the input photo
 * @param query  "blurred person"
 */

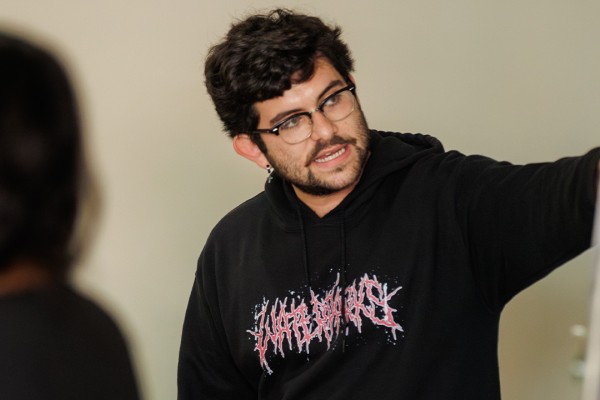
xmin=0 ymin=32 xmax=140 ymax=400
xmin=178 ymin=8 xmax=600 ymax=399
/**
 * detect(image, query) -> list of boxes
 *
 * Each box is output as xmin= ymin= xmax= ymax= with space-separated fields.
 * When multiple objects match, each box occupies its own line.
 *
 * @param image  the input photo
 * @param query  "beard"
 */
xmin=265 ymin=111 xmax=371 ymax=196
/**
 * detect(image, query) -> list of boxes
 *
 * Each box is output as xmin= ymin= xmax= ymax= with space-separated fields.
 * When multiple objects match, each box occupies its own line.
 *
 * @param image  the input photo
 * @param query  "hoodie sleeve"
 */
xmin=177 ymin=248 xmax=255 ymax=399
xmin=455 ymin=147 xmax=600 ymax=311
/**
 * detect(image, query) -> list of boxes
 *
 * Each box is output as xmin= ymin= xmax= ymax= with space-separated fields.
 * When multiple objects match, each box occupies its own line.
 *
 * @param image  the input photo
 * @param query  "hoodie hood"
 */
xmin=264 ymin=130 xmax=445 ymax=229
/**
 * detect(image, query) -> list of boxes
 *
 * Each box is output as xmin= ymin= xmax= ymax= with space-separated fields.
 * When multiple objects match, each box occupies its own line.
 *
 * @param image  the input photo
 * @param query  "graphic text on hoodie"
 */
xmin=247 ymin=272 xmax=404 ymax=374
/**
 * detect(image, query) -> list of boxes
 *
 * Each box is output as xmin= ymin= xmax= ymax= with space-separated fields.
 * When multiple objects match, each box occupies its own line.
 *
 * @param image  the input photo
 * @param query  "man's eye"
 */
xmin=279 ymin=115 xmax=303 ymax=130
xmin=322 ymin=93 xmax=341 ymax=108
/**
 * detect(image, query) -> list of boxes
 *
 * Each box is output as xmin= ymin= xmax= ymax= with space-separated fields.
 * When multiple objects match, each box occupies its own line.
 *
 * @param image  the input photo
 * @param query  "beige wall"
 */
xmin=1 ymin=1 xmax=598 ymax=399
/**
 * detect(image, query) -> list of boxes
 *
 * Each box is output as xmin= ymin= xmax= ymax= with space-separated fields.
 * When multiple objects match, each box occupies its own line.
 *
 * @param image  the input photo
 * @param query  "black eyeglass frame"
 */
xmin=249 ymin=83 xmax=357 ymax=138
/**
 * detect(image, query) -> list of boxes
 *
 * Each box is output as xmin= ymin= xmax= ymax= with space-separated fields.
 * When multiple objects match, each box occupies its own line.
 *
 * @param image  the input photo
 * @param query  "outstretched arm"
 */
xmin=456 ymin=148 xmax=600 ymax=310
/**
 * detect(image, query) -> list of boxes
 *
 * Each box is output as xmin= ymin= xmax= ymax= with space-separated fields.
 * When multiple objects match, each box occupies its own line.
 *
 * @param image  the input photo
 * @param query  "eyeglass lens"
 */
xmin=279 ymin=89 xmax=355 ymax=144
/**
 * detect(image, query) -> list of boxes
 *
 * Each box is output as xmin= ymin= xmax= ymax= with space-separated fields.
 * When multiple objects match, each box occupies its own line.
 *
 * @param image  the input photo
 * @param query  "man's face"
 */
xmin=254 ymin=58 xmax=370 ymax=196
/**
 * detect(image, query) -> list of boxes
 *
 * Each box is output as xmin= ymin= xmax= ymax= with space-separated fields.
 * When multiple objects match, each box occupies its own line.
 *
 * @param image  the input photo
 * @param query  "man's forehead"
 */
xmin=256 ymin=61 xmax=344 ymax=113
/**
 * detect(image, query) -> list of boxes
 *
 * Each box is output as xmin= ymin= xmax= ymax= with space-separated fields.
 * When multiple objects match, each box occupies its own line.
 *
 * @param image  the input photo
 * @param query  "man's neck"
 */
xmin=292 ymin=183 xmax=357 ymax=218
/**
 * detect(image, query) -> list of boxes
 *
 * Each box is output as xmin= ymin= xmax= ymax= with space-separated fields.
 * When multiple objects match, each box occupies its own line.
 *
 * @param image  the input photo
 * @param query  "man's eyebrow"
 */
xmin=269 ymin=107 xmax=304 ymax=127
xmin=268 ymin=79 xmax=345 ymax=126
xmin=317 ymin=79 xmax=345 ymax=102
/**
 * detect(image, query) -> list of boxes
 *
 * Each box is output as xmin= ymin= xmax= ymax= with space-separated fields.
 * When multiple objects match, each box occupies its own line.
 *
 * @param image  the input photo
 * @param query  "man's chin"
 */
xmin=293 ymin=184 xmax=338 ymax=197
xmin=292 ymin=175 xmax=358 ymax=197
xmin=295 ymin=156 xmax=368 ymax=197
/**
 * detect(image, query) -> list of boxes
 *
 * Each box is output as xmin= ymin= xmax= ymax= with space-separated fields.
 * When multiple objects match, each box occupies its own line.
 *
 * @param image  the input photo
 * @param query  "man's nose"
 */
xmin=309 ymin=110 xmax=336 ymax=142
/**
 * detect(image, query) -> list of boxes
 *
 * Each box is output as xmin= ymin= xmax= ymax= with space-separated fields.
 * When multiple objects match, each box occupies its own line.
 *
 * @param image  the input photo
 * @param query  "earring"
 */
xmin=266 ymin=164 xmax=274 ymax=183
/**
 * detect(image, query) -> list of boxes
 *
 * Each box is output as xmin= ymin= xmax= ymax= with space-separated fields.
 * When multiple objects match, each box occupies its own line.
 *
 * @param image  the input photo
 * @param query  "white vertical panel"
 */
xmin=583 ymin=178 xmax=600 ymax=400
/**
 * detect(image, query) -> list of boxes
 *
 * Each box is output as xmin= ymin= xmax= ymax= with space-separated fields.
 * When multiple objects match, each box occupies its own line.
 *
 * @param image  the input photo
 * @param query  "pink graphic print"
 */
xmin=247 ymin=273 xmax=403 ymax=374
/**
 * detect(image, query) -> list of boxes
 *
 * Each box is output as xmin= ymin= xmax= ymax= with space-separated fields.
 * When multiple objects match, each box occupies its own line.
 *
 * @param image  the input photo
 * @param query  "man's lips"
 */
xmin=314 ymin=145 xmax=347 ymax=163
xmin=305 ymin=135 xmax=356 ymax=166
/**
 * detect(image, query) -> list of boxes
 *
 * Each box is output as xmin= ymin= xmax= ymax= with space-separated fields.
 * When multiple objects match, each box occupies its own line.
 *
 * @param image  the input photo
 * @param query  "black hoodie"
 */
xmin=178 ymin=130 xmax=599 ymax=399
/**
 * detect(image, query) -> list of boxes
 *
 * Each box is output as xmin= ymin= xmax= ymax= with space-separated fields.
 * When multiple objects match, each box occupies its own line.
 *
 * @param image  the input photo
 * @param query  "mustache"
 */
xmin=305 ymin=135 xmax=357 ymax=166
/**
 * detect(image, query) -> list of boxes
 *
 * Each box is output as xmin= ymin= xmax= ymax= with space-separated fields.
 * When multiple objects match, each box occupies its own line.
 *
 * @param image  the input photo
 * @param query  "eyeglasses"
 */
xmin=251 ymin=83 xmax=357 ymax=144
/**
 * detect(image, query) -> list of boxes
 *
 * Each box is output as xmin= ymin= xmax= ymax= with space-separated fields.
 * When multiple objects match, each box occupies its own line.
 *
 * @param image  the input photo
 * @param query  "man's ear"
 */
xmin=233 ymin=134 xmax=269 ymax=169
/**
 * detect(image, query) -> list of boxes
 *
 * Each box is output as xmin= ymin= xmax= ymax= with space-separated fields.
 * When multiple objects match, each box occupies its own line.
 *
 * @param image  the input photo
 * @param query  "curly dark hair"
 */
xmin=0 ymin=32 xmax=82 ymax=277
xmin=205 ymin=8 xmax=354 ymax=138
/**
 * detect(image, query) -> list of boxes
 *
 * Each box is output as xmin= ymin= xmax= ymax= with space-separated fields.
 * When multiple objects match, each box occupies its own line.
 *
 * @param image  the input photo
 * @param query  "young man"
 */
xmin=178 ymin=9 xmax=600 ymax=399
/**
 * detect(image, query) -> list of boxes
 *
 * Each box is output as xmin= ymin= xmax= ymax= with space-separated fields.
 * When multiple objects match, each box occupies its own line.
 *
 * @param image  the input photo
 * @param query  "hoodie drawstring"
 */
xmin=296 ymin=203 xmax=349 ymax=354
xmin=340 ymin=216 xmax=348 ymax=352
xmin=296 ymin=207 xmax=313 ymax=313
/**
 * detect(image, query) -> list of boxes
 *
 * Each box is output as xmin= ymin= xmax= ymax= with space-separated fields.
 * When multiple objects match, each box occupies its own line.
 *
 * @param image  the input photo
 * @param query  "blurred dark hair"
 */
xmin=205 ymin=8 xmax=354 ymax=138
xmin=0 ymin=32 xmax=83 ymax=278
